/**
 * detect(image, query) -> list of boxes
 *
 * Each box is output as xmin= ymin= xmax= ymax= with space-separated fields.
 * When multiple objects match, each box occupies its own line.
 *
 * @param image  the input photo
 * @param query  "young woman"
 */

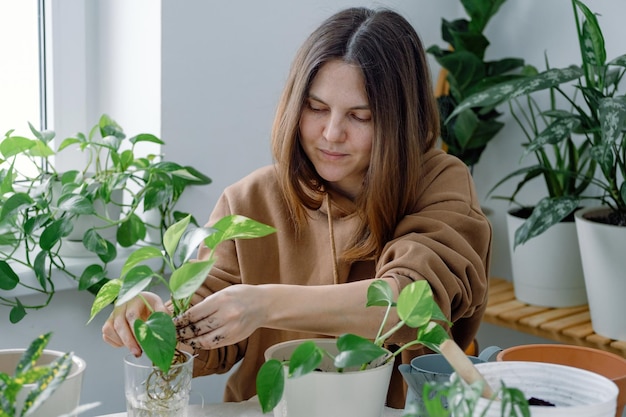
xmin=103 ymin=7 xmax=491 ymax=408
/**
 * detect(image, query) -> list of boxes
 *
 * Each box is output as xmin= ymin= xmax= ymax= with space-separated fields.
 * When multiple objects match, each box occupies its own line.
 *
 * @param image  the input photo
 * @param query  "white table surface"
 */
xmin=97 ymin=396 xmax=406 ymax=417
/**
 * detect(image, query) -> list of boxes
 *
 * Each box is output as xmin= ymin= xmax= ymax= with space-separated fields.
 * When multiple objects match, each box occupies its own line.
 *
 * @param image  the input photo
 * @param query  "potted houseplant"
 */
xmin=255 ymin=279 xmax=453 ymax=417
xmin=447 ymin=0 xmax=626 ymax=308
xmin=427 ymin=0 xmax=526 ymax=171
xmin=0 ymin=114 xmax=211 ymax=323
xmin=0 ymin=332 xmax=98 ymax=417
xmin=403 ymin=360 xmax=618 ymax=417
xmin=88 ymin=214 xmax=276 ymax=415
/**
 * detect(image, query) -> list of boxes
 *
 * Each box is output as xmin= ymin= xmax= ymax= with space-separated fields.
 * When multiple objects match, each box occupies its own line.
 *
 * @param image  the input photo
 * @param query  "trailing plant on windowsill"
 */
xmin=0 ymin=114 xmax=211 ymax=322
xmin=450 ymin=0 xmax=626 ymax=244
xmin=427 ymin=0 xmax=527 ymax=170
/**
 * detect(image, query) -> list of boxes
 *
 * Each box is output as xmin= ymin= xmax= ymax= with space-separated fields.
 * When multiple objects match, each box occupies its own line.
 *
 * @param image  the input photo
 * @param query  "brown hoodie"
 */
xmin=189 ymin=148 xmax=491 ymax=409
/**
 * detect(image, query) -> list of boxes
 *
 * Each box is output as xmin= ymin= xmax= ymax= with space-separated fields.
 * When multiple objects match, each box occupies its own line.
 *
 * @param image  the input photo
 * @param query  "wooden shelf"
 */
xmin=484 ymin=278 xmax=626 ymax=357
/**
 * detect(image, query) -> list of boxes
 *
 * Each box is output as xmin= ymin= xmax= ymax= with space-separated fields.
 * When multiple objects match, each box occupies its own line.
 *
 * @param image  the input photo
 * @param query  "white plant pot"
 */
xmin=451 ymin=361 xmax=618 ymax=417
xmin=507 ymin=209 xmax=587 ymax=307
xmin=0 ymin=349 xmax=87 ymax=417
xmin=575 ymin=206 xmax=626 ymax=340
xmin=264 ymin=338 xmax=394 ymax=417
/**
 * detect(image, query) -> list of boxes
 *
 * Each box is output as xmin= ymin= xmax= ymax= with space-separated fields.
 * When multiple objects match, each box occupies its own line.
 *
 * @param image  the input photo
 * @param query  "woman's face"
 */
xmin=299 ymin=60 xmax=374 ymax=200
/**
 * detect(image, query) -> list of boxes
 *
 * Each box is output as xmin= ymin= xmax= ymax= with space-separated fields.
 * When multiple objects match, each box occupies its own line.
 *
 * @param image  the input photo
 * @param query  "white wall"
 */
xmin=3 ymin=1 xmax=626 ymax=415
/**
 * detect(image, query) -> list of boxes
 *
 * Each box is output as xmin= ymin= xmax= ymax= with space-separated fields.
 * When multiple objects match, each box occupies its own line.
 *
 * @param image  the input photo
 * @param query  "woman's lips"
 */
xmin=320 ymin=149 xmax=347 ymax=160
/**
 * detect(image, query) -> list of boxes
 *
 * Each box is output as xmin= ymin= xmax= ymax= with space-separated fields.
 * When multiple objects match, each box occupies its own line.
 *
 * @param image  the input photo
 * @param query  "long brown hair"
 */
xmin=271 ymin=7 xmax=439 ymax=261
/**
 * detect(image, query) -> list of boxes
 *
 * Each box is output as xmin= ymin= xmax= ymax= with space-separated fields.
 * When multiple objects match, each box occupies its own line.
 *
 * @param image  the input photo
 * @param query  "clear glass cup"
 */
xmin=124 ymin=352 xmax=193 ymax=417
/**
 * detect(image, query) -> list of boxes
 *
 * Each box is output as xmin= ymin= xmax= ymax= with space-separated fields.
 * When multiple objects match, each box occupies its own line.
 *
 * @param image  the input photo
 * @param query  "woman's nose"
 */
xmin=323 ymin=115 xmax=346 ymax=142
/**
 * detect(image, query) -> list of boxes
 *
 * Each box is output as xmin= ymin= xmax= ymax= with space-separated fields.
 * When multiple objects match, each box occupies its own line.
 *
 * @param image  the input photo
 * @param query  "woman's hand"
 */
xmin=174 ymin=284 xmax=266 ymax=350
xmin=102 ymin=292 xmax=168 ymax=357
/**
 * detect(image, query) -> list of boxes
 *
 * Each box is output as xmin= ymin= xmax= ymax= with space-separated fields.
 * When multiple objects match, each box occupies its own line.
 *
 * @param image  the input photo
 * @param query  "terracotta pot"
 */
xmin=497 ymin=344 xmax=626 ymax=417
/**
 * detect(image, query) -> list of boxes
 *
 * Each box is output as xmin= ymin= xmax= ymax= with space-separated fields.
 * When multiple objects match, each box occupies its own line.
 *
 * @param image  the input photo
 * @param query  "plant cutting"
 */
xmin=427 ymin=0 xmax=526 ymax=170
xmin=88 ymin=213 xmax=275 ymax=415
xmin=0 ymin=115 xmax=211 ymax=322
xmin=0 ymin=332 xmax=97 ymax=417
xmin=255 ymin=279 xmax=453 ymax=414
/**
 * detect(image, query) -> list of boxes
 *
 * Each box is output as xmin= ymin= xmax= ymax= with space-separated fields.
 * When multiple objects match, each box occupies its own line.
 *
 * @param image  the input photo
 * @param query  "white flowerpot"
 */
xmin=507 ymin=208 xmax=587 ymax=307
xmin=264 ymin=338 xmax=394 ymax=417
xmin=575 ymin=206 xmax=626 ymax=340
xmin=0 ymin=349 xmax=87 ymax=417
xmin=451 ymin=361 xmax=618 ymax=417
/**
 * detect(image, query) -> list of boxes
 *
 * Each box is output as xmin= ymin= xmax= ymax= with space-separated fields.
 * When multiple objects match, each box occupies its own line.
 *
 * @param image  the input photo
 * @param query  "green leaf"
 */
xmin=96 ymin=239 xmax=118 ymax=264
xmin=256 ymin=359 xmax=285 ymax=414
xmin=334 ymin=334 xmax=387 ymax=369
xmin=417 ymin=322 xmax=451 ymax=353
xmin=116 ymin=265 xmax=156 ymax=306
xmin=288 ymin=341 xmax=323 ymax=378
xmin=88 ymin=279 xmax=122 ymax=323
xmin=120 ymin=246 xmax=163 ymax=278
xmin=117 ymin=213 xmax=146 ymax=247
xmin=33 ymin=251 xmax=48 ymax=291
xmin=514 ymin=196 xmax=580 ymax=248
xmin=449 ymin=67 xmax=583 ymax=121
xmin=366 ymin=280 xmax=395 ymax=307
xmin=575 ymin=0 xmax=606 ymax=67
xmin=129 ymin=133 xmax=165 ymax=146
xmin=135 ymin=312 xmax=176 ymax=373
xmin=0 ymin=261 xmax=19 ymax=290
xmin=78 ymin=264 xmax=106 ymax=291
xmin=0 ymin=135 xmax=36 ymax=158
xmin=175 ymin=226 xmax=218 ymax=266
xmin=22 ymin=352 xmax=73 ymax=416
xmin=9 ymin=300 xmax=27 ymax=324
xmin=0 ymin=193 xmax=33 ymax=222
xmin=397 ymin=281 xmax=437 ymax=328
xmin=523 ymin=117 xmax=580 ymax=156
xmin=599 ymin=96 xmax=626 ymax=145
xmin=164 ymin=215 xmax=191 ymax=260
xmin=169 ymin=260 xmax=215 ymax=301
xmin=40 ymin=218 xmax=73 ymax=250
xmin=57 ymin=194 xmax=96 ymax=215
xmin=82 ymin=229 xmax=110 ymax=256
xmin=15 ymin=333 xmax=51 ymax=377
xmin=204 ymin=215 xmax=276 ymax=251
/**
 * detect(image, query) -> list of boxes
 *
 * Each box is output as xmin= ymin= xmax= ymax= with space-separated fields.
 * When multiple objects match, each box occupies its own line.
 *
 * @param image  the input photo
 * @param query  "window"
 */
xmin=0 ymin=0 xmax=44 ymax=136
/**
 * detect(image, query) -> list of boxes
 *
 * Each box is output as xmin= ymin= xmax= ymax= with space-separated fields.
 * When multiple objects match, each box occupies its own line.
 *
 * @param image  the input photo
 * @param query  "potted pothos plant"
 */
xmin=0 ymin=332 xmax=98 ymax=417
xmin=0 ymin=114 xmax=211 ymax=323
xmin=427 ymin=0 xmax=527 ymax=170
xmin=88 ymin=214 xmax=276 ymax=414
xmin=255 ymin=279 xmax=453 ymax=416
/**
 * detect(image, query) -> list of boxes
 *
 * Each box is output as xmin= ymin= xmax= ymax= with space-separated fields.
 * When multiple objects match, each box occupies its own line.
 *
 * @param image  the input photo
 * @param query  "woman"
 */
xmin=103 ymin=7 xmax=491 ymax=408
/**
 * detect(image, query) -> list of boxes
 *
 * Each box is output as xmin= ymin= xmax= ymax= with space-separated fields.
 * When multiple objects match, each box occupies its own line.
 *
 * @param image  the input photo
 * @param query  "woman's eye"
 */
xmin=307 ymin=102 xmax=326 ymax=112
xmin=351 ymin=113 xmax=371 ymax=123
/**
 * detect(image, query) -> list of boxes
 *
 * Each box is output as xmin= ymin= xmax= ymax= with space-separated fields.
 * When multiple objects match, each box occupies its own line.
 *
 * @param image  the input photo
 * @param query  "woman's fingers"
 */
xmin=101 ymin=292 xmax=165 ymax=357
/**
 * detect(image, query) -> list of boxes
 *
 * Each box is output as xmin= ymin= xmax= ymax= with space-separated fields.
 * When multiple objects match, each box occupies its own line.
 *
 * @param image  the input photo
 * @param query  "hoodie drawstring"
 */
xmin=326 ymin=193 xmax=340 ymax=285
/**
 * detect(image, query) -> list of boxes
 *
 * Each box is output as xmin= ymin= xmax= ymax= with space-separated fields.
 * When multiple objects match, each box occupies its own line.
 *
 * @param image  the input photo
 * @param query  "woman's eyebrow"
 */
xmin=307 ymin=93 xmax=370 ymax=110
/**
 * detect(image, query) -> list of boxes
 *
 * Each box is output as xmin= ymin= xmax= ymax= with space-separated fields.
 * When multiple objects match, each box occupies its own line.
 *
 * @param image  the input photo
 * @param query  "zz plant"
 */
xmin=255 ymin=279 xmax=453 ymax=414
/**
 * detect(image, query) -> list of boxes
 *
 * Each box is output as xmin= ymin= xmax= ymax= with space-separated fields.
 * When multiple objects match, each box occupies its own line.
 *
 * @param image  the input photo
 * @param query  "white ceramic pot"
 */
xmin=0 ymin=349 xmax=87 ymax=417
xmin=264 ymin=338 xmax=394 ymax=417
xmin=451 ymin=361 xmax=618 ymax=417
xmin=506 ymin=208 xmax=587 ymax=307
xmin=575 ymin=206 xmax=626 ymax=340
